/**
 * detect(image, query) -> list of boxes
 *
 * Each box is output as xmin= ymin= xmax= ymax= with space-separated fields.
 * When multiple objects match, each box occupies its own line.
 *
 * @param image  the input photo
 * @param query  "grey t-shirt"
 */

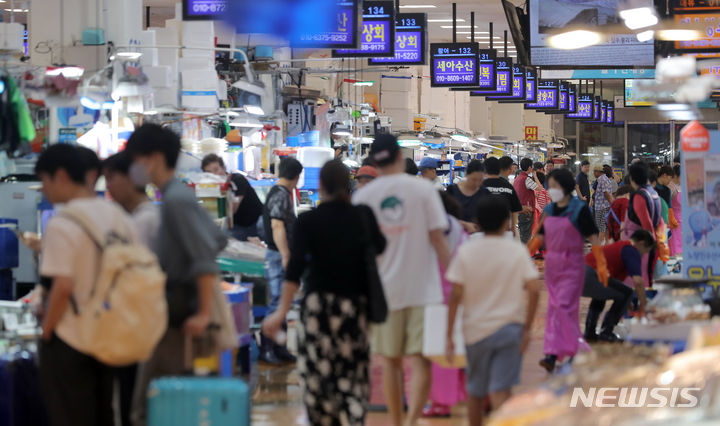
xmin=158 ymin=179 xmax=228 ymax=326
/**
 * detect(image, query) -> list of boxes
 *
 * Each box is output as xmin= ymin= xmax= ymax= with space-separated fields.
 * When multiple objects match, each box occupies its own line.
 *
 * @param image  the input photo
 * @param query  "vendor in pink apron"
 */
xmin=669 ymin=164 xmax=683 ymax=256
xmin=622 ymin=162 xmax=669 ymax=286
xmin=528 ymin=169 xmax=608 ymax=373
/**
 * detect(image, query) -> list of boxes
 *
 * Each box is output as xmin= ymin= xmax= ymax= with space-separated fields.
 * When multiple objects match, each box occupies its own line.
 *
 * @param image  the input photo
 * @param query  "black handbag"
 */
xmin=357 ymin=206 xmax=388 ymax=323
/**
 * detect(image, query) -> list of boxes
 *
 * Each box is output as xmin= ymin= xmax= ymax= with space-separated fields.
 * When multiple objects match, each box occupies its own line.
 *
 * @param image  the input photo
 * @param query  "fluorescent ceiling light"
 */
xmin=656 ymin=29 xmax=702 ymax=41
xmin=637 ymin=30 xmax=654 ymax=42
xmin=353 ymin=80 xmax=375 ymax=87
xmin=440 ymin=26 xmax=486 ymax=30
xmin=548 ymin=30 xmax=602 ymax=49
xmin=428 ymin=18 xmax=465 ymax=22
xmin=243 ymin=105 xmax=265 ymax=115
xmin=3 ymin=8 xmax=27 ymax=12
xmin=399 ymin=4 xmax=436 ymax=8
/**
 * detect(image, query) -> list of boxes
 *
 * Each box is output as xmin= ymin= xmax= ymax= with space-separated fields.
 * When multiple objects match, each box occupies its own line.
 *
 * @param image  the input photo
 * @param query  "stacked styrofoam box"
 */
xmin=179 ymin=20 xmax=218 ymax=110
xmin=151 ymin=24 xmax=181 ymax=107
xmin=181 ymin=69 xmax=219 ymax=110
xmin=382 ymin=74 xmax=415 ymax=131
xmin=137 ymin=30 xmax=158 ymax=67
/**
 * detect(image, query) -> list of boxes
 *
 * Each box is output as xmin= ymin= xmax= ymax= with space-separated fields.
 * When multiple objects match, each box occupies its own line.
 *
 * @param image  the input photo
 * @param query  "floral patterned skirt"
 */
xmin=298 ymin=292 xmax=369 ymax=426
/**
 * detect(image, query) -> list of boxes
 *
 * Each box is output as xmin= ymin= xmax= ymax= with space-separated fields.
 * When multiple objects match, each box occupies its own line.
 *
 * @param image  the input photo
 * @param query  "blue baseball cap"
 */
xmin=418 ymin=157 xmax=441 ymax=170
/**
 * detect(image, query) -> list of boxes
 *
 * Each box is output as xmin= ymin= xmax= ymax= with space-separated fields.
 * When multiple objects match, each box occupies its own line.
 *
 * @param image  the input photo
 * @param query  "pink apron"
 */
xmin=543 ymin=215 xmax=590 ymax=360
xmin=670 ymin=186 xmax=683 ymax=256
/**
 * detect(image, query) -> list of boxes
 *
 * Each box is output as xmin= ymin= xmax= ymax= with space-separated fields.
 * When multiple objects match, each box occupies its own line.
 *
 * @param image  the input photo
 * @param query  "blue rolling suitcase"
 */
xmin=147 ymin=377 xmax=250 ymax=426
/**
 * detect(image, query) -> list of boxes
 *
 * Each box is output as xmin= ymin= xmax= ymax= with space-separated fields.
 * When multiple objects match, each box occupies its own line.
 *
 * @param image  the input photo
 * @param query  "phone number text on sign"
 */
xmin=190 ymin=0 xmax=227 ymax=14
xmin=433 ymin=59 xmax=476 ymax=84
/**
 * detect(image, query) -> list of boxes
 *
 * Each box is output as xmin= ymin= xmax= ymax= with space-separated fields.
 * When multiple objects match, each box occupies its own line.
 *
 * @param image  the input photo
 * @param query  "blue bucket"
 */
xmin=303 ymin=167 xmax=321 ymax=189
xmin=286 ymin=136 xmax=299 ymax=147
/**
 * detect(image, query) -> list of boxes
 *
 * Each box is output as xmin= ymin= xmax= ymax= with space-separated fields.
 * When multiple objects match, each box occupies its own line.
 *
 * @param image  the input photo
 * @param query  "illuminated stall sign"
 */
xmin=334 ymin=1 xmax=395 ymax=57
xmin=524 ymin=79 xmax=559 ymax=109
xmin=369 ymin=13 xmax=426 ymax=65
xmin=525 ymin=68 xmax=538 ymax=103
xmin=606 ymin=104 xmax=614 ymax=125
xmin=567 ymin=84 xmax=577 ymax=114
xmin=567 ymin=93 xmax=593 ymax=119
xmin=543 ymin=81 xmax=571 ymax=114
xmin=469 ymin=57 xmax=512 ymax=96
xmin=489 ymin=64 xmax=526 ymax=101
xmin=430 ymin=42 xmax=479 ymax=87
xmin=294 ymin=0 xmax=360 ymax=48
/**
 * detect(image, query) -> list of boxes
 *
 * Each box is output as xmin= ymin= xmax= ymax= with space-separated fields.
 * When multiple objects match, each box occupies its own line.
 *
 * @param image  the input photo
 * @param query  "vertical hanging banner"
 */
xmin=525 ymin=126 xmax=538 ymax=140
xmin=430 ymin=42 xmax=479 ymax=87
xmin=334 ymin=0 xmax=395 ymax=57
xmin=681 ymin=122 xmax=720 ymax=291
xmin=369 ymin=13 xmax=427 ymax=65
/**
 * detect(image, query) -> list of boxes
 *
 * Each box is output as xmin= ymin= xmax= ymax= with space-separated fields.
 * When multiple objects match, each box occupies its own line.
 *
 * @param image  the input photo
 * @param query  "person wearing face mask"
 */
xmin=528 ymin=168 xmax=608 ymax=373
xmin=446 ymin=160 xmax=489 ymax=233
xmin=125 ymin=124 xmax=228 ymax=426
xmin=201 ymin=154 xmax=264 ymax=241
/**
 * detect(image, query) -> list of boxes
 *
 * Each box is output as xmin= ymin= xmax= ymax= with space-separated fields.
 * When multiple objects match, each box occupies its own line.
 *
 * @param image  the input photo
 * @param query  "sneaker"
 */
xmin=539 ymin=355 xmax=557 ymax=373
xmin=274 ymin=344 xmax=297 ymax=363
xmin=422 ymin=403 xmax=451 ymax=418
xmin=258 ymin=347 xmax=282 ymax=365
xmin=598 ymin=330 xmax=624 ymax=343
xmin=584 ymin=332 xmax=599 ymax=343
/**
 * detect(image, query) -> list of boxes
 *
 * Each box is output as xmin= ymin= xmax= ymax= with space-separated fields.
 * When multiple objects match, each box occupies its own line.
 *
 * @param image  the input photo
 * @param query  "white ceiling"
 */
xmin=142 ymin=0 xmax=519 ymax=57
xmin=410 ymin=0 xmax=518 ymax=57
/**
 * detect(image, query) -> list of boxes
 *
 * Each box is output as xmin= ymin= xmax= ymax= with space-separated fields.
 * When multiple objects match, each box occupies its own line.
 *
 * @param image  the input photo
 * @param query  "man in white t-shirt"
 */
xmin=36 ymin=144 xmax=138 ymax=426
xmin=445 ymin=197 xmax=540 ymax=425
xmin=353 ymin=134 xmax=451 ymax=426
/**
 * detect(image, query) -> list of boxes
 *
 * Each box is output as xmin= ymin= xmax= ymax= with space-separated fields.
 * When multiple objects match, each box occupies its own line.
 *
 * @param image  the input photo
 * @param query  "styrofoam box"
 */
xmin=181 ymin=69 xmax=219 ymax=110
xmin=179 ymin=56 xmax=215 ymax=71
xmin=136 ymin=30 xmax=158 ymax=67
xmin=154 ymin=84 xmax=179 ymax=108
xmin=152 ymin=27 xmax=180 ymax=79
xmin=145 ymin=66 xmax=172 ymax=88
xmin=0 ymin=23 xmax=23 ymax=52
xmin=182 ymin=21 xmax=214 ymax=53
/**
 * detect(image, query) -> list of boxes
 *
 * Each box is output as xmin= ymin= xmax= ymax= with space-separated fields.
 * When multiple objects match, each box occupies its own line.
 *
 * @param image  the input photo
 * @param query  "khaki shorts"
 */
xmin=371 ymin=306 xmax=425 ymax=358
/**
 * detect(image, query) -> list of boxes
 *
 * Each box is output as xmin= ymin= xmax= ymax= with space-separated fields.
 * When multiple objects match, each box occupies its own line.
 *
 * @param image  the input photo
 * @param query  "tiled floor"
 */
xmin=251 ymin=283 xmax=591 ymax=425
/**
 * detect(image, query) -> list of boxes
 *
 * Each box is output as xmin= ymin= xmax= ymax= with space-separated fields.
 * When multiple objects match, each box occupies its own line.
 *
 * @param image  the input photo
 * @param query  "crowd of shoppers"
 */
xmin=32 ymin=125 xmax=684 ymax=426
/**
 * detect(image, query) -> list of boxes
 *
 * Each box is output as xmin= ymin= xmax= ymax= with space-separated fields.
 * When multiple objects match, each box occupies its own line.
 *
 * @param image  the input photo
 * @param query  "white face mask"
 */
xmin=548 ymin=188 xmax=565 ymax=203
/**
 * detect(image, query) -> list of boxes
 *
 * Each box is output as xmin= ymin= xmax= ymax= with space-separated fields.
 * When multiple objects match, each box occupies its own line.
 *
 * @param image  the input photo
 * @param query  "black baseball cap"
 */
xmin=369 ymin=134 xmax=400 ymax=167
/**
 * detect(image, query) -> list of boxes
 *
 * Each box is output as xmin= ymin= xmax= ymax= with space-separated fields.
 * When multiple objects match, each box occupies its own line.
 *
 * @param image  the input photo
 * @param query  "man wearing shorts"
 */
xmin=354 ymin=134 xmax=451 ymax=426
xmin=445 ymin=197 xmax=540 ymax=425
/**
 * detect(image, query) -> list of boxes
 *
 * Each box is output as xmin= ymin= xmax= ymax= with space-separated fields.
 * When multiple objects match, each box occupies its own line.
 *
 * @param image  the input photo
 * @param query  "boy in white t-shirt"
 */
xmin=445 ymin=196 xmax=541 ymax=425
xmin=353 ymin=134 xmax=451 ymax=426
xmin=36 ymin=144 xmax=138 ymax=426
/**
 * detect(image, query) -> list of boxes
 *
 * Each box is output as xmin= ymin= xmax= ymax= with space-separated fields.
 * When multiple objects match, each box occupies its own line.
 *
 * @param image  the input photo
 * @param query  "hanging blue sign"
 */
xmin=525 ymin=68 xmax=537 ymax=103
xmin=430 ymin=42 xmax=479 ymax=87
xmin=292 ymin=1 xmax=360 ymax=48
xmin=334 ymin=1 xmax=395 ymax=57
xmin=525 ymin=80 xmax=559 ymax=109
xmin=567 ymin=93 xmax=593 ymax=119
xmin=567 ymin=84 xmax=577 ymax=113
xmin=489 ymin=64 xmax=526 ymax=101
xmin=369 ymin=13 xmax=426 ymax=65
xmin=469 ymin=57 xmax=512 ymax=96
xmin=606 ymin=103 xmax=614 ymax=124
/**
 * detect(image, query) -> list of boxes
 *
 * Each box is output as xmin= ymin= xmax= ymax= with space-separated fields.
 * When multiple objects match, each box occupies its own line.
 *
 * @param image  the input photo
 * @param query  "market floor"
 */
xmin=251 ymin=284 xmax=591 ymax=425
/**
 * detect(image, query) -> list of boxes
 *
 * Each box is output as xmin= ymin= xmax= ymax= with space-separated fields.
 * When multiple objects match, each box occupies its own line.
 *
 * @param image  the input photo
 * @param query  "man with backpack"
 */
xmin=125 ymin=124 xmax=228 ymax=426
xmin=36 ymin=144 xmax=153 ymax=426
